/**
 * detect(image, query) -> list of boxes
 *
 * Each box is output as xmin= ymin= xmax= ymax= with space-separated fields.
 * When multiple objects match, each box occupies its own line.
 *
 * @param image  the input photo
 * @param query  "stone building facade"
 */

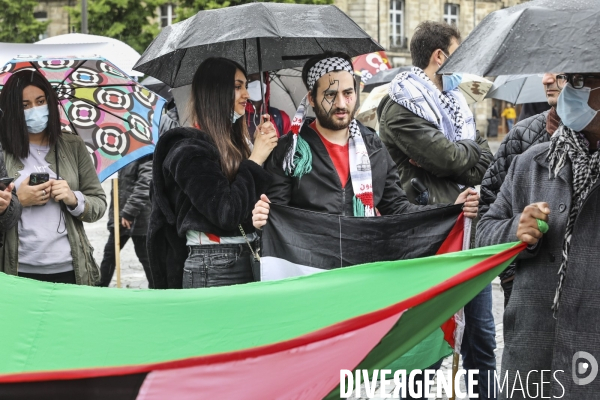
xmin=33 ymin=0 xmax=74 ymax=40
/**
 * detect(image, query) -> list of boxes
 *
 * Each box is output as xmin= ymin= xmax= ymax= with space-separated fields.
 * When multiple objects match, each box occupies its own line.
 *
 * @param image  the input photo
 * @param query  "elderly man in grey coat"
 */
xmin=477 ymin=72 xmax=600 ymax=399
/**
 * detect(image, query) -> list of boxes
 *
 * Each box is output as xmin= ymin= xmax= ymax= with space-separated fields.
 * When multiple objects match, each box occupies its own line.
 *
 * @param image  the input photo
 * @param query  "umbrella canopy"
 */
xmin=269 ymin=68 xmax=310 ymax=118
xmin=0 ymin=42 xmax=110 ymax=69
xmin=140 ymin=75 xmax=173 ymax=102
xmin=171 ymin=69 xmax=315 ymax=128
xmin=363 ymin=67 xmax=411 ymax=92
xmin=439 ymin=0 xmax=600 ymax=76
xmin=457 ymin=74 xmax=494 ymax=104
xmin=485 ymin=74 xmax=547 ymax=104
xmin=134 ymin=3 xmax=382 ymax=88
xmin=0 ymin=57 xmax=165 ymax=182
xmin=37 ymin=34 xmax=143 ymax=77
xmin=356 ymin=84 xmax=388 ymax=131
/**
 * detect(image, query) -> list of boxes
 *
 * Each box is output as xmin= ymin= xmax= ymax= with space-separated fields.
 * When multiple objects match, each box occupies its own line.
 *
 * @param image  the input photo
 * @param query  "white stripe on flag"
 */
xmin=260 ymin=256 xmax=326 ymax=281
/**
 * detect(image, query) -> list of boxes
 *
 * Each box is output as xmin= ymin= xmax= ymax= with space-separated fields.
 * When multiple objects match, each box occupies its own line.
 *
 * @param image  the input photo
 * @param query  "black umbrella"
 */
xmin=140 ymin=76 xmax=173 ymax=102
xmin=362 ymin=66 xmax=412 ymax=92
xmin=134 ymin=2 xmax=383 ymax=106
xmin=439 ymin=0 xmax=600 ymax=76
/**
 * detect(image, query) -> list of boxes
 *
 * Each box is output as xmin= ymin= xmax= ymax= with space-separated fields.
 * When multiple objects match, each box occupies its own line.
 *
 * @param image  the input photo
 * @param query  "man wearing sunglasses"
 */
xmin=480 ymin=73 xmax=563 ymax=307
xmin=476 ymin=71 xmax=600 ymax=399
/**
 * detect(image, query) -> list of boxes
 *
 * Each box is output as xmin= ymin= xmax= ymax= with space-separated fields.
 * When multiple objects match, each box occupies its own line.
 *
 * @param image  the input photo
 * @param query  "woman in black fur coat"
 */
xmin=147 ymin=58 xmax=277 ymax=289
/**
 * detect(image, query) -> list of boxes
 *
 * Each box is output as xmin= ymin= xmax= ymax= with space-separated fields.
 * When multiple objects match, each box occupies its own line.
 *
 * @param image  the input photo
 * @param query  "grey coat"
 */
xmin=476 ymin=142 xmax=600 ymax=399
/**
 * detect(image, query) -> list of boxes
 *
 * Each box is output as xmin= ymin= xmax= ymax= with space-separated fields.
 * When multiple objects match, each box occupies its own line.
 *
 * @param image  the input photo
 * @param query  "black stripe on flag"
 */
xmin=262 ymin=203 xmax=462 ymax=270
xmin=0 ymin=373 xmax=147 ymax=400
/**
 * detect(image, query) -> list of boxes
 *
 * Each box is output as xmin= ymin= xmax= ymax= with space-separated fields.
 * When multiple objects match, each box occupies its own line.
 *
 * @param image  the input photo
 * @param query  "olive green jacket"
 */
xmin=0 ymin=133 xmax=106 ymax=285
xmin=378 ymin=96 xmax=493 ymax=205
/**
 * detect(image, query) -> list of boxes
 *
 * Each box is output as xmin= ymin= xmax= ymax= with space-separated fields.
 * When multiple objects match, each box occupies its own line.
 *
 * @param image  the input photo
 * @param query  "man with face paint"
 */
xmin=476 ymin=72 xmax=600 ymax=399
xmin=251 ymin=52 xmax=479 ymax=226
xmin=377 ymin=21 xmax=495 ymax=400
xmin=480 ymin=73 xmax=563 ymax=307
xmin=244 ymin=73 xmax=291 ymax=140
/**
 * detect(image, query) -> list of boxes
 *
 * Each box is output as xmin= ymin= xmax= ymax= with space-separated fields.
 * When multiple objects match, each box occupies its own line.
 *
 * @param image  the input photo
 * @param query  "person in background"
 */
xmin=148 ymin=57 xmax=277 ymax=289
xmin=245 ymin=73 xmax=291 ymax=140
xmin=99 ymin=155 xmax=152 ymax=287
xmin=480 ymin=73 xmax=562 ymax=307
xmin=0 ymin=70 xmax=106 ymax=285
xmin=501 ymin=103 xmax=517 ymax=131
xmin=517 ymin=101 xmax=551 ymax=122
xmin=492 ymin=104 xmax=500 ymax=119
xmin=377 ymin=21 xmax=494 ymax=400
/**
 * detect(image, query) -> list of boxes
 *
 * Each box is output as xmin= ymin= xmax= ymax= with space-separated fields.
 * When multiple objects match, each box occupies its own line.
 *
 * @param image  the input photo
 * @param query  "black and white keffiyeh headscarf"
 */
xmin=547 ymin=124 xmax=600 ymax=313
xmin=284 ymin=57 xmax=375 ymax=217
xmin=387 ymin=67 xmax=476 ymax=142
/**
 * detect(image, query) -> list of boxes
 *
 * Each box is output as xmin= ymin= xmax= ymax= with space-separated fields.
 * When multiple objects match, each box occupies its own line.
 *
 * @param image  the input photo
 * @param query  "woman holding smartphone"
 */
xmin=148 ymin=58 xmax=277 ymax=289
xmin=0 ymin=70 xmax=106 ymax=285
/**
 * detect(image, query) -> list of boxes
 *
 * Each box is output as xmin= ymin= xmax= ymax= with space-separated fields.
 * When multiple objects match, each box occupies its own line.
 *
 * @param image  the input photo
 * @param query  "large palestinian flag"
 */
xmin=0 ymin=209 xmax=523 ymax=399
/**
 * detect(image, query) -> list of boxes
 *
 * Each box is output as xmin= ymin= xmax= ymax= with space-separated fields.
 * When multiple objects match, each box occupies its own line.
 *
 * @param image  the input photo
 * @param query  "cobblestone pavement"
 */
xmin=85 ymin=137 xmax=506 ymax=398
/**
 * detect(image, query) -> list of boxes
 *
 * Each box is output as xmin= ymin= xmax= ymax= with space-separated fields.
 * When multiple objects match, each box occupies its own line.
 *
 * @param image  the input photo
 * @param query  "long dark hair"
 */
xmin=191 ymin=58 xmax=251 ymax=181
xmin=0 ymin=69 xmax=62 ymax=158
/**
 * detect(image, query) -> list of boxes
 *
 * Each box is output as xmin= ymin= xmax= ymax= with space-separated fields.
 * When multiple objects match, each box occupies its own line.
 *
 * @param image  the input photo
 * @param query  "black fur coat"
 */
xmin=147 ymin=127 xmax=271 ymax=289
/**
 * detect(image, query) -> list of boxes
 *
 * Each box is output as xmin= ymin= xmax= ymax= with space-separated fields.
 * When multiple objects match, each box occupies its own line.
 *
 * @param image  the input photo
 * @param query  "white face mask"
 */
xmin=24 ymin=104 xmax=49 ymax=134
xmin=247 ymin=80 xmax=266 ymax=102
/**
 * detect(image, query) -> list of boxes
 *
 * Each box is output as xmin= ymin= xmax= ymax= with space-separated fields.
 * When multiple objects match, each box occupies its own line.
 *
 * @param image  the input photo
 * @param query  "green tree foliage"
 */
xmin=0 ymin=0 xmax=49 ymax=43
xmin=175 ymin=0 xmax=333 ymax=21
xmin=68 ymin=0 xmax=167 ymax=54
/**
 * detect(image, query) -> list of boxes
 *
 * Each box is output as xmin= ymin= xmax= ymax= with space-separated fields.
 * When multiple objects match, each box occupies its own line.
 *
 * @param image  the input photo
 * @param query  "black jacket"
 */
xmin=378 ymin=97 xmax=493 ymax=205
xmin=480 ymin=111 xmax=551 ymax=281
xmin=147 ymin=127 xmax=271 ymax=289
xmin=108 ymin=155 xmax=152 ymax=236
xmin=480 ymin=111 xmax=550 ymax=209
xmin=266 ymin=119 xmax=439 ymax=215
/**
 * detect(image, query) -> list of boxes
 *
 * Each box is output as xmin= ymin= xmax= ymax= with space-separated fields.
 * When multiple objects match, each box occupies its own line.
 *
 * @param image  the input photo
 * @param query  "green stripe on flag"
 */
xmin=0 ymin=242 xmax=519 ymax=375
xmin=325 ymin=242 xmax=517 ymax=399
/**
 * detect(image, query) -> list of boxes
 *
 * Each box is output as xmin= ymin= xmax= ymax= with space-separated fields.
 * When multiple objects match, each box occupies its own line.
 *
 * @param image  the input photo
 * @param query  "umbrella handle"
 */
xmin=255 ymin=38 xmax=269 ymax=120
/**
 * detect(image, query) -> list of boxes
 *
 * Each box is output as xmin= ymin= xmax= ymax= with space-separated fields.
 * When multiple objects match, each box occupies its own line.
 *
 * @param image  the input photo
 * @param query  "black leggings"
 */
xmin=18 ymin=270 xmax=77 ymax=284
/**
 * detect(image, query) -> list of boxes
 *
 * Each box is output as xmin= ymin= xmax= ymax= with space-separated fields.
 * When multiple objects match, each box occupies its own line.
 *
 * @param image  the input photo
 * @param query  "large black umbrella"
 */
xmin=134 ymin=3 xmax=382 ymax=92
xmin=362 ymin=66 xmax=412 ymax=92
xmin=439 ymin=0 xmax=600 ymax=76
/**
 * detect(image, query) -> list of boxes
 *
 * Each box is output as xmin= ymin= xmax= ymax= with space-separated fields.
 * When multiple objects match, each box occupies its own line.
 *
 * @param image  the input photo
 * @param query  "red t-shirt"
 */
xmin=310 ymin=121 xmax=349 ymax=188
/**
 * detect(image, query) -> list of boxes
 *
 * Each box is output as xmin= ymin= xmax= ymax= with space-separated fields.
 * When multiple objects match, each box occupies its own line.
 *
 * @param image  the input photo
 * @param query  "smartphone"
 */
xmin=0 ymin=177 xmax=14 ymax=191
xmin=29 ymin=172 xmax=49 ymax=186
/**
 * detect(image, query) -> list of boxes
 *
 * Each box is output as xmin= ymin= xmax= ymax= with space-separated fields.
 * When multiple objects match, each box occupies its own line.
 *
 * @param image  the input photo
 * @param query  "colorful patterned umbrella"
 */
xmin=0 ymin=57 xmax=165 ymax=182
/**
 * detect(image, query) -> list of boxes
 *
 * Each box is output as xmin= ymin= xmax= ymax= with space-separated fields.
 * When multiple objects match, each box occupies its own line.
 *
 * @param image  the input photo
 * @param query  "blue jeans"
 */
xmin=182 ymin=243 xmax=255 ymax=288
xmin=506 ymin=119 xmax=515 ymax=131
xmin=461 ymin=283 xmax=497 ymax=400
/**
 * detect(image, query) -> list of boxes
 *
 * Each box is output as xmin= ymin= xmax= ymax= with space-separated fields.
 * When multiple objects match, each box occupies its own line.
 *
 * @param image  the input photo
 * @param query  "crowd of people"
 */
xmin=0 ymin=16 xmax=598 ymax=400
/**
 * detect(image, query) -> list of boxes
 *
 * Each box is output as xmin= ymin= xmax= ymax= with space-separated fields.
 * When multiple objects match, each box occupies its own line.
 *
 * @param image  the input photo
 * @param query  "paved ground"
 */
xmin=85 ymin=135 xmax=507 ymax=398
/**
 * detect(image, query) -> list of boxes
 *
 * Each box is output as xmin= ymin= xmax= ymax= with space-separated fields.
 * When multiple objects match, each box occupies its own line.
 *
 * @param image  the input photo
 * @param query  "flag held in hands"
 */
xmin=0 ymin=205 xmax=524 ymax=399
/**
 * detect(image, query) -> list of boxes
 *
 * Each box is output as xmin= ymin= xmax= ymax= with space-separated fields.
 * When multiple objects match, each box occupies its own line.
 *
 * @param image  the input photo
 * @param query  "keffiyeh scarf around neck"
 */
xmin=284 ymin=57 xmax=375 ymax=217
xmin=388 ymin=67 xmax=476 ymax=142
xmin=547 ymin=124 xmax=600 ymax=313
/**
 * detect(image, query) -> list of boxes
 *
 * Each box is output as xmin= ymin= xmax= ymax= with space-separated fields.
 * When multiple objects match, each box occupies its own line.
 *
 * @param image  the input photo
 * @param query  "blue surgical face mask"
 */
xmin=232 ymin=110 xmax=243 ymax=123
xmin=442 ymin=73 xmax=463 ymax=92
xmin=438 ymin=51 xmax=462 ymax=92
xmin=557 ymin=83 xmax=600 ymax=132
xmin=23 ymin=104 xmax=49 ymax=134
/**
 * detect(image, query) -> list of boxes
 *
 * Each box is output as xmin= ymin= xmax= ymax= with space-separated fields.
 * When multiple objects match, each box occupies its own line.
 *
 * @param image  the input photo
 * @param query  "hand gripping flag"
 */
xmin=0 ymin=205 xmax=524 ymax=399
